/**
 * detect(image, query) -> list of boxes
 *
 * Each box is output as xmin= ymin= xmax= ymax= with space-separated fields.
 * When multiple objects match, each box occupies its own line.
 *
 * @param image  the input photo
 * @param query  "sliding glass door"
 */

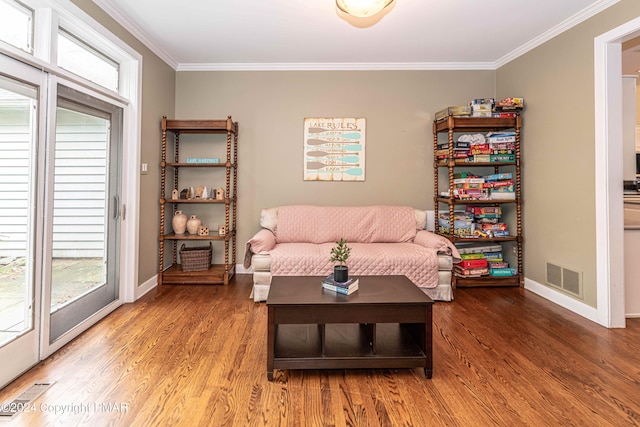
xmin=0 ymin=57 xmax=45 ymax=387
xmin=0 ymin=68 xmax=124 ymax=385
xmin=43 ymin=84 xmax=122 ymax=347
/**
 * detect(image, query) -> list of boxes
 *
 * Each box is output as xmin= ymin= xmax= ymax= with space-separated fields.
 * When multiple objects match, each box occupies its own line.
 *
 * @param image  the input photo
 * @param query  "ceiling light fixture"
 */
xmin=336 ymin=0 xmax=394 ymax=18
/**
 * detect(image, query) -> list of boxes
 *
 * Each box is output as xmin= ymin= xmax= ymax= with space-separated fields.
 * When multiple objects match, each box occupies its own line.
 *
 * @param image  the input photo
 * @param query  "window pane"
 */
xmin=0 ymin=0 xmax=33 ymax=53
xmin=57 ymin=30 xmax=119 ymax=92
xmin=0 ymin=76 xmax=38 ymax=345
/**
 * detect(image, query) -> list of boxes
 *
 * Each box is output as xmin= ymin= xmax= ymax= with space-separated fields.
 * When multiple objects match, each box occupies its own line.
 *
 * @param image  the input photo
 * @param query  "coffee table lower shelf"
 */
xmin=269 ymin=323 xmax=430 ymax=380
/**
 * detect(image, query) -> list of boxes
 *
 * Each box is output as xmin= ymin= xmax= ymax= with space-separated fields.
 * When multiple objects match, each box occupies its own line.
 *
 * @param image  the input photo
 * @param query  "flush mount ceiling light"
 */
xmin=336 ymin=0 xmax=394 ymax=18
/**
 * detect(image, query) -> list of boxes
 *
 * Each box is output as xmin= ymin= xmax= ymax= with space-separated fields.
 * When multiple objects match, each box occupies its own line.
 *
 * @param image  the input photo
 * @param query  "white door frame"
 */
xmin=0 ymin=55 xmax=47 ymax=388
xmin=594 ymin=17 xmax=640 ymax=328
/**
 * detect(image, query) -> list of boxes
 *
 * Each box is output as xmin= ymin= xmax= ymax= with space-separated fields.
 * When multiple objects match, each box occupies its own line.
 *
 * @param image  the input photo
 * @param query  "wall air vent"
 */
xmin=546 ymin=261 xmax=583 ymax=299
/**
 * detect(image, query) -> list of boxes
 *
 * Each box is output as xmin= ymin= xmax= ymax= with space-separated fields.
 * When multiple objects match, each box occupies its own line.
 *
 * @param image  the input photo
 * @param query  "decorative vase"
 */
xmin=172 ymin=210 xmax=187 ymax=235
xmin=334 ymin=265 xmax=348 ymax=283
xmin=187 ymin=214 xmax=202 ymax=234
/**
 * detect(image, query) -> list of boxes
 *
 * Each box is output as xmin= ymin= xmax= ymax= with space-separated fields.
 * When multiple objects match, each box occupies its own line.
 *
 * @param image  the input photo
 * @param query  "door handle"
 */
xmin=113 ymin=195 xmax=120 ymax=219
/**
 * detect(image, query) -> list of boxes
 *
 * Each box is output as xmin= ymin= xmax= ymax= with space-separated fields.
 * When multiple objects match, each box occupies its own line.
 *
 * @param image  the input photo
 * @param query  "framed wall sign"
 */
xmin=303 ymin=117 xmax=365 ymax=181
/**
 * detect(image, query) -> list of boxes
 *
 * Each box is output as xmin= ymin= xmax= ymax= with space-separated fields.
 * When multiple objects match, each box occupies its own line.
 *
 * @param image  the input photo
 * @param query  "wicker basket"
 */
xmin=179 ymin=242 xmax=212 ymax=272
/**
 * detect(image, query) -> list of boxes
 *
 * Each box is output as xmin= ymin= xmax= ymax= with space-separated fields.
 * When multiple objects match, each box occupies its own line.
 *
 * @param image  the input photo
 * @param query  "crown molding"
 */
xmin=176 ymin=62 xmax=497 ymax=72
xmin=93 ymin=0 xmax=620 ymax=72
xmin=495 ymin=0 xmax=620 ymax=68
xmin=92 ymin=0 xmax=178 ymax=69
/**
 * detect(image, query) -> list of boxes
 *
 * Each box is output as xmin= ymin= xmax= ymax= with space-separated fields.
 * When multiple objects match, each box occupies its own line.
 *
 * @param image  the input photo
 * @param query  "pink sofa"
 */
xmin=244 ymin=205 xmax=460 ymax=302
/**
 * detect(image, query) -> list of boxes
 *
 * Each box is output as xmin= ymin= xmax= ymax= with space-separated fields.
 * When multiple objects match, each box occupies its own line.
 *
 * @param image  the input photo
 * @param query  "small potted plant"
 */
xmin=330 ymin=238 xmax=351 ymax=282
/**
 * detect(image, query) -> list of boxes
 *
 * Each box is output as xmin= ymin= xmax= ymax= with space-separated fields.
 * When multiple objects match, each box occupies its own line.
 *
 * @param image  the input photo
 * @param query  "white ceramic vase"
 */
xmin=172 ymin=210 xmax=187 ymax=234
xmin=187 ymin=214 xmax=202 ymax=234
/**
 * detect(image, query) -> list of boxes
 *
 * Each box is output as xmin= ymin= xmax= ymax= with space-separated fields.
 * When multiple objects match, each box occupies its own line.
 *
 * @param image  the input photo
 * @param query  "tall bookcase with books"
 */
xmin=158 ymin=116 xmax=238 ymax=286
xmin=433 ymin=114 xmax=523 ymax=287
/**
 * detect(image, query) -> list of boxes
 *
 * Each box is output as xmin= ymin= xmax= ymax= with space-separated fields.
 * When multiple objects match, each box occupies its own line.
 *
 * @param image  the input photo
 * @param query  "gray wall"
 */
xmin=175 ymin=70 xmax=496 ymax=251
xmin=497 ymin=0 xmax=640 ymax=308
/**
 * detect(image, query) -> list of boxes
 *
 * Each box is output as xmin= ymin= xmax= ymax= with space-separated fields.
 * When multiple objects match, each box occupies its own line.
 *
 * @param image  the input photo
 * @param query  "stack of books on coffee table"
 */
xmin=322 ymin=274 xmax=359 ymax=295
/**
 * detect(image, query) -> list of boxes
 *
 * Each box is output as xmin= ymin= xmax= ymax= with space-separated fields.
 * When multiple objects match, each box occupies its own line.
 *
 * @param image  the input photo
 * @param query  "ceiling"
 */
xmin=93 ymin=0 xmax=629 ymax=71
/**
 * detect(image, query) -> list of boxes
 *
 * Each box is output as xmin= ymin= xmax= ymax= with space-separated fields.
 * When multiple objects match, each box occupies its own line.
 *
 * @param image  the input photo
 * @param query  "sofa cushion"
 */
xmin=275 ymin=205 xmax=417 ymax=244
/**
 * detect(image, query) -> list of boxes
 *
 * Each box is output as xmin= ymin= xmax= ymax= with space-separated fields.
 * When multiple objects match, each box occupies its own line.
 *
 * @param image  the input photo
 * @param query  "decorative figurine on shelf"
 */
xmin=194 ymin=185 xmax=204 ymax=199
xmin=187 ymin=186 xmax=194 ymax=199
xmin=172 ymin=210 xmax=187 ymax=235
xmin=187 ymin=214 xmax=202 ymax=234
xmin=198 ymin=225 xmax=210 ymax=236
xmin=180 ymin=189 xmax=188 ymax=199
xmin=171 ymin=189 xmax=179 ymax=200
xmin=218 ymin=225 xmax=227 ymax=236
xmin=330 ymin=238 xmax=351 ymax=282
xmin=202 ymin=186 xmax=209 ymax=199
xmin=215 ymin=188 xmax=225 ymax=201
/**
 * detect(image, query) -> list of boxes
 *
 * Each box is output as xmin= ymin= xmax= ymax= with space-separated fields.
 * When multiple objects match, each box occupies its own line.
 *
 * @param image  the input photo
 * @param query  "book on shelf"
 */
xmin=453 ymin=177 xmax=485 ymax=185
xmin=454 ymin=172 xmax=482 ymax=179
xmin=489 ymin=267 xmax=518 ymax=277
xmin=489 ymin=192 xmax=516 ymax=200
xmin=489 ymin=154 xmax=515 ymax=162
xmin=466 ymin=206 xmax=501 ymax=215
xmin=459 ymin=259 xmax=489 ymax=269
xmin=454 ymin=266 xmax=489 ymax=277
xmin=484 ymin=252 xmax=503 ymax=260
xmin=485 ymin=172 xmax=512 ymax=181
xmin=485 ymin=179 xmax=514 ymax=188
xmin=480 ymin=223 xmax=508 ymax=231
xmin=322 ymin=281 xmax=359 ymax=295
xmin=460 ymin=253 xmax=486 ymax=260
xmin=475 ymin=217 xmax=500 ymax=224
xmin=471 ymin=98 xmax=495 ymax=105
xmin=492 ymin=112 xmax=518 ymax=118
xmin=488 ymin=261 xmax=509 ymax=269
xmin=435 ymin=106 xmax=471 ymax=121
xmin=495 ymin=97 xmax=524 ymax=110
xmin=456 ymin=242 xmax=502 ymax=254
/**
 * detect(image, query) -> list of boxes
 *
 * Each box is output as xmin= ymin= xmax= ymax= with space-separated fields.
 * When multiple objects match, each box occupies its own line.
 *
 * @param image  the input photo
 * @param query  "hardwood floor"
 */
xmin=2 ymin=275 xmax=640 ymax=426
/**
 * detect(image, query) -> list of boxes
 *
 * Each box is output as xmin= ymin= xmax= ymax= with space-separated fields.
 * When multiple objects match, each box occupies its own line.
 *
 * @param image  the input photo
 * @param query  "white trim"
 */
xmin=594 ymin=17 xmax=640 ymax=328
xmin=90 ymin=0 xmax=177 ymax=69
xmin=495 ymin=0 xmax=621 ymax=68
xmin=39 ymin=73 xmax=60 ymax=357
xmin=524 ymin=278 xmax=600 ymax=324
xmin=134 ymin=274 xmax=157 ymax=300
xmin=176 ymin=62 xmax=497 ymax=72
xmin=119 ymin=57 xmax=142 ymax=304
xmin=236 ymin=263 xmax=252 ymax=275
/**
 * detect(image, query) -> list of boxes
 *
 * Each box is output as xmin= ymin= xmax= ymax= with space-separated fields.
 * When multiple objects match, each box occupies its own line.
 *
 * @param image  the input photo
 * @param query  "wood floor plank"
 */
xmin=1 ymin=276 xmax=640 ymax=426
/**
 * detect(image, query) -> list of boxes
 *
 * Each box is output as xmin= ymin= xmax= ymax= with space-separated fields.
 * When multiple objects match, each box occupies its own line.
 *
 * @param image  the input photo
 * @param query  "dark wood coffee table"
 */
xmin=266 ymin=275 xmax=433 ymax=380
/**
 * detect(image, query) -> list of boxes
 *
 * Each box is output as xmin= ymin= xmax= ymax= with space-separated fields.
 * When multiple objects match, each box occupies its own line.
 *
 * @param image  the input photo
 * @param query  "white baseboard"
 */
xmin=133 ymin=267 xmax=250 ymax=302
xmin=524 ymin=277 xmax=600 ymax=324
xmin=236 ymin=263 xmax=252 ymax=274
xmin=135 ymin=274 xmax=158 ymax=300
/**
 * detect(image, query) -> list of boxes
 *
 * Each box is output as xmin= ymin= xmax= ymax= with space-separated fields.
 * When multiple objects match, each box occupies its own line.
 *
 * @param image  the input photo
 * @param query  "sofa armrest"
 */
xmin=244 ymin=228 xmax=277 ymax=268
xmin=413 ymin=230 xmax=461 ymax=262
